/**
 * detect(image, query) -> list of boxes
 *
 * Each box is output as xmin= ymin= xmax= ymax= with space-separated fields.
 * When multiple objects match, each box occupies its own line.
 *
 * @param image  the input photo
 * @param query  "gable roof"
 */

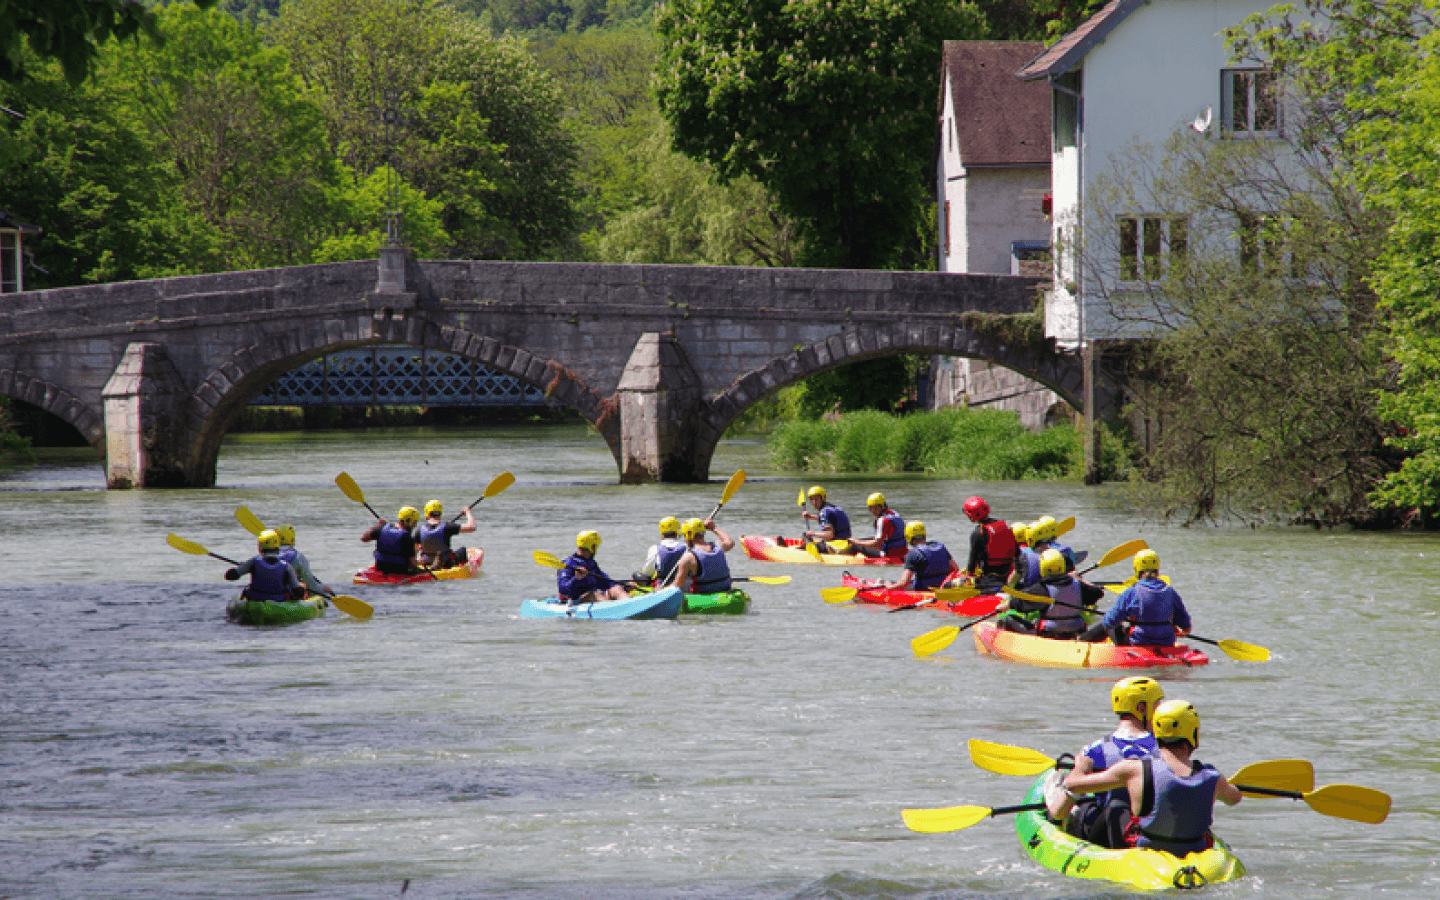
xmin=1016 ymin=0 xmax=1148 ymax=81
xmin=942 ymin=41 xmax=1049 ymax=167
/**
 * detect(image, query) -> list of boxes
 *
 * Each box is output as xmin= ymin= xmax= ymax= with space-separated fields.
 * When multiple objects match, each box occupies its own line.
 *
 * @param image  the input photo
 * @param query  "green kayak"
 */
xmin=226 ymin=592 xmax=328 ymax=626
xmin=682 ymin=588 xmax=750 ymax=615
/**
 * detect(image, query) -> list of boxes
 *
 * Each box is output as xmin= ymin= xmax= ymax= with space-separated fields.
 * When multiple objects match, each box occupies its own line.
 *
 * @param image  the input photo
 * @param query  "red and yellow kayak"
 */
xmin=740 ymin=535 xmax=903 ymax=566
xmin=353 ymin=548 xmax=484 ymax=585
xmin=840 ymin=573 xmax=1005 ymax=616
xmin=972 ymin=621 xmax=1208 ymax=668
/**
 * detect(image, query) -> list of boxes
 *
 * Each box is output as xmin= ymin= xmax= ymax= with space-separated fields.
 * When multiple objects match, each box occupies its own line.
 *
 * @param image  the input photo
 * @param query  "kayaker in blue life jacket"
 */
xmin=361 ymin=506 xmax=421 ymax=575
xmin=1048 ymin=677 xmax=1164 ymax=849
xmin=276 ymin=524 xmax=331 ymax=597
xmin=1008 ymin=521 xmax=1043 ymax=593
xmin=413 ymin=499 xmax=475 ymax=569
xmin=999 ymin=549 xmax=1105 ymax=637
xmin=225 ymin=529 xmax=306 ymax=603
xmin=801 ymin=485 xmax=854 ymax=553
xmin=962 ymin=495 xmax=1018 ymax=591
xmin=1029 ymin=514 xmax=1078 ymax=573
xmin=1081 ymin=550 xmax=1191 ymax=646
xmin=880 ymin=521 xmax=956 ymax=591
xmin=673 ymin=517 xmax=734 ymax=593
xmin=1063 ymin=700 xmax=1242 ymax=856
xmin=558 ymin=530 xmax=629 ymax=605
xmin=845 ymin=492 xmax=908 ymax=561
xmin=635 ymin=516 xmax=689 ymax=587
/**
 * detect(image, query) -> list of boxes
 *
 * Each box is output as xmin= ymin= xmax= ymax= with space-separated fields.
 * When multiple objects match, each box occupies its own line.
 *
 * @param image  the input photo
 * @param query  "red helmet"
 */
xmin=963 ymin=496 xmax=989 ymax=521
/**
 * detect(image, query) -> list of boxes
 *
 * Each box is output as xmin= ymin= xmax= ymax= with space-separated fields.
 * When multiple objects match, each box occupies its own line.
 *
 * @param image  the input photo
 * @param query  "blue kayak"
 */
xmin=520 ymin=586 xmax=685 ymax=620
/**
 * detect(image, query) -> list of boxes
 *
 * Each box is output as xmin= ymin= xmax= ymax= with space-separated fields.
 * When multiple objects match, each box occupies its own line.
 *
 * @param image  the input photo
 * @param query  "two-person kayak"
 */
xmin=353 ymin=548 xmax=484 ymax=585
xmin=972 ymin=621 xmax=1209 ymax=668
xmin=839 ymin=573 xmax=1004 ymax=615
xmin=520 ymin=586 xmax=685 ymax=620
xmin=226 ymin=592 xmax=328 ymax=626
xmin=739 ymin=536 xmax=902 ymax=566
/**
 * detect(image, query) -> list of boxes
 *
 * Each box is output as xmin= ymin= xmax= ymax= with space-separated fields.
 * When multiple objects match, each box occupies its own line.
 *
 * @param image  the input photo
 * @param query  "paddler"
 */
xmin=1079 ymin=550 xmax=1191 ymax=646
xmin=1008 ymin=521 xmax=1043 ymax=593
xmin=1061 ymin=700 xmax=1242 ymax=856
xmin=225 ymin=529 xmax=306 ymax=603
xmin=998 ymin=548 xmax=1104 ymax=638
xmin=361 ymin=506 xmax=420 ymax=576
xmin=1047 ymin=676 xmax=1164 ymax=848
xmin=276 ymin=524 xmax=331 ymax=597
xmin=1029 ymin=515 xmax=1077 ymax=572
xmin=801 ymin=485 xmax=854 ymax=553
xmin=844 ymin=492 xmax=908 ymax=561
xmin=879 ymin=521 xmax=956 ymax=591
xmin=414 ymin=499 xmax=476 ymax=569
xmin=962 ymin=495 xmax=1017 ymax=590
xmin=558 ymin=530 xmax=629 ymax=605
xmin=635 ymin=516 xmax=688 ymax=587
xmin=672 ymin=517 xmax=735 ymax=593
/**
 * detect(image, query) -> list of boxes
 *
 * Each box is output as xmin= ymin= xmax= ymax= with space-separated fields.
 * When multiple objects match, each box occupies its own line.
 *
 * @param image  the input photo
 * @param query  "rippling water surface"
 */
xmin=2 ymin=424 xmax=1437 ymax=898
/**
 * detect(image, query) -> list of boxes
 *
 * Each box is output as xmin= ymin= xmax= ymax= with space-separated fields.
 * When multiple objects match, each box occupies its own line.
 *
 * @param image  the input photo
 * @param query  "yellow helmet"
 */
xmin=658 ymin=516 xmax=681 ymax=535
xmin=807 ymin=485 xmax=826 ymax=499
xmin=1031 ymin=515 xmax=1058 ymax=544
xmin=1134 ymin=549 xmax=1160 ymax=576
xmin=277 ymin=524 xmax=296 ymax=545
xmin=904 ymin=521 xmax=926 ymax=543
xmin=1152 ymin=699 xmax=1201 ymax=748
xmin=681 ymin=517 xmax=706 ymax=540
xmin=1111 ymin=676 xmax=1165 ymax=725
xmin=424 ymin=499 xmax=443 ymax=518
xmin=1039 ymin=548 xmax=1066 ymax=578
xmin=576 ymin=530 xmax=601 ymax=553
xmin=397 ymin=506 xmax=420 ymax=528
xmin=866 ymin=491 xmax=886 ymax=508
xmin=1011 ymin=522 xmax=1029 ymax=545
xmin=257 ymin=529 xmax=281 ymax=551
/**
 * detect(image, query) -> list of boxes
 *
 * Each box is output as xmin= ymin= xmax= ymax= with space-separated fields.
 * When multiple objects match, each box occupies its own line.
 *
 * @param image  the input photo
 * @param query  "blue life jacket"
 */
xmin=1128 ymin=579 xmax=1185 ymax=646
xmin=373 ymin=523 xmax=413 ymax=569
xmin=878 ymin=510 xmax=906 ymax=553
xmin=1082 ymin=732 xmax=1157 ymax=814
xmin=689 ymin=545 xmax=732 ymax=593
xmin=1136 ymin=756 xmax=1220 ymax=856
xmin=1016 ymin=548 xmax=1042 ymax=590
xmin=279 ymin=547 xmax=298 ymax=566
xmin=247 ymin=554 xmax=291 ymax=603
xmin=558 ymin=552 xmax=614 ymax=602
xmin=1038 ymin=576 xmax=1085 ymax=635
xmin=655 ymin=539 xmax=688 ymax=585
xmin=819 ymin=504 xmax=851 ymax=540
xmin=418 ymin=521 xmax=453 ymax=556
xmin=907 ymin=541 xmax=954 ymax=590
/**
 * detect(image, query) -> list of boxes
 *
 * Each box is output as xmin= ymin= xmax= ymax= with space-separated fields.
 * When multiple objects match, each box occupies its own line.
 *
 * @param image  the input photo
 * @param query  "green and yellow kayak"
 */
xmin=1015 ymin=771 xmax=1245 ymax=890
xmin=226 ymin=592 xmax=328 ymax=626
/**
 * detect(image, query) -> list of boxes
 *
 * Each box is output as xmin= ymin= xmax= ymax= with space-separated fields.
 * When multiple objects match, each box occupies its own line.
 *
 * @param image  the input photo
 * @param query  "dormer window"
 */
xmin=1221 ymin=68 xmax=1280 ymax=137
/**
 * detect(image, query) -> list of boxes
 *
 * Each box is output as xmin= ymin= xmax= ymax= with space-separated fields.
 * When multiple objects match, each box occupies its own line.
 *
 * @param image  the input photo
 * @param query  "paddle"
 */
xmin=910 ymin=608 xmax=1007 ymax=657
xmin=903 ymin=802 xmax=1044 ymax=833
xmin=166 ymin=533 xmax=373 ymax=619
xmin=888 ymin=584 xmax=981 ymax=612
xmin=335 ymin=471 xmax=381 ymax=520
xmin=1054 ymin=516 xmax=1075 ymax=536
xmin=708 ymin=469 xmax=746 ymax=519
xmin=453 ymin=471 xmax=515 ymax=523
xmin=821 ymin=586 xmax=858 ymax=604
xmin=235 ymin=506 xmax=265 ymax=536
xmin=798 ymin=490 xmax=807 ymax=539
xmin=997 ymin=587 xmax=1271 ymax=662
xmin=1076 ymin=539 xmax=1147 ymax=576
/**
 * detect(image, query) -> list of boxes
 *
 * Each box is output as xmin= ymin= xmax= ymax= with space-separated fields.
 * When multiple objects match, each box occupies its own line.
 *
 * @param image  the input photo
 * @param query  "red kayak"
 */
xmin=972 ymin=621 xmax=1209 ymax=668
xmin=839 ymin=573 xmax=1005 ymax=616
xmin=353 ymin=548 xmax=484 ymax=585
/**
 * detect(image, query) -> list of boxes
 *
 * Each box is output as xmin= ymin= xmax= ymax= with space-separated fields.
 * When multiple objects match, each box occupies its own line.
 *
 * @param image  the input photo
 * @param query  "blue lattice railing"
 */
xmin=250 ymin=347 xmax=552 ymax=407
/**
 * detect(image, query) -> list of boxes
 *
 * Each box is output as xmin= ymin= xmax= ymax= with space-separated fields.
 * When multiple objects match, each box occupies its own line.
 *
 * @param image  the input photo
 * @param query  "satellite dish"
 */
xmin=1191 ymin=106 xmax=1213 ymax=134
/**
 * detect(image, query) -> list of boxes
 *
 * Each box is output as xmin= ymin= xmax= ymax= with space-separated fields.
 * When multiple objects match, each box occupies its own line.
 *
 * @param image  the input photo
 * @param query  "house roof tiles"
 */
xmin=942 ymin=41 xmax=1049 ymax=167
xmin=1016 ymin=0 xmax=1148 ymax=81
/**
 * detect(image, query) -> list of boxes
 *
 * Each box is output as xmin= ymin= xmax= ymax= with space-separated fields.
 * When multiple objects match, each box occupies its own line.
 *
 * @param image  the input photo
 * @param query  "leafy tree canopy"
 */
xmin=2 ymin=0 xmax=216 ymax=85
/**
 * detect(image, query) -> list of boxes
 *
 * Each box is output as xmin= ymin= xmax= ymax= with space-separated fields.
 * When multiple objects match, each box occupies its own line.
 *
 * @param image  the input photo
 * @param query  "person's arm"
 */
xmin=360 ymin=521 xmax=383 ymax=543
xmin=292 ymin=551 xmax=327 ymax=593
xmin=886 ymin=566 xmax=917 ymax=591
xmin=1048 ymin=752 xmax=1098 ymax=819
xmin=458 ymin=507 xmax=476 ymax=534
xmin=706 ymin=520 xmax=734 ymax=552
xmin=673 ymin=553 xmax=697 ymax=592
xmin=1100 ymin=589 xmax=1134 ymax=629
xmin=967 ymin=527 xmax=986 ymax=575
xmin=1171 ymin=591 xmax=1193 ymax=635
xmin=1080 ymin=581 xmax=1106 ymax=608
xmin=1214 ymin=772 xmax=1243 ymax=807
xmin=1065 ymin=758 xmax=1137 ymax=797
xmin=224 ymin=558 xmax=258 ymax=580
xmin=283 ymin=563 xmax=307 ymax=599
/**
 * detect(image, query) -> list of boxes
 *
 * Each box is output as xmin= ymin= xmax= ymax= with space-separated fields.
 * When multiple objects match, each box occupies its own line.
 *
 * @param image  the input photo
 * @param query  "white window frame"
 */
xmin=1117 ymin=216 xmax=1188 ymax=285
xmin=1221 ymin=68 xmax=1281 ymax=138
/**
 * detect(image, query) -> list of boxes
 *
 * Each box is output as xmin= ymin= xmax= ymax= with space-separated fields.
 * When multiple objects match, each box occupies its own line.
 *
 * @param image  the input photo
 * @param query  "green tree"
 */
xmin=1 ymin=0 xmax=216 ymax=85
xmin=655 ymin=0 xmax=984 ymax=268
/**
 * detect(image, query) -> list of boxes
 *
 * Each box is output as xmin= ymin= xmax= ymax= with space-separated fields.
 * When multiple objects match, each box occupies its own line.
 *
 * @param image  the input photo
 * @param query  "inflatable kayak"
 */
xmin=973 ymin=622 xmax=1209 ymax=668
xmin=839 ymin=573 xmax=1004 ymax=615
xmin=739 ymin=535 xmax=903 ymax=566
xmin=520 ymin=586 xmax=685 ymax=620
xmin=1017 ymin=771 xmax=1244 ymax=889
xmin=633 ymin=585 xmax=751 ymax=615
xmin=226 ymin=592 xmax=327 ymax=626
xmin=353 ymin=548 xmax=484 ymax=585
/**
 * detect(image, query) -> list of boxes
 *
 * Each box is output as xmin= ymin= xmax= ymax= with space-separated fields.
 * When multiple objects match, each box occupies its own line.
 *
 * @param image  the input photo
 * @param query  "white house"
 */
xmin=932 ymin=40 xmax=1058 ymax=428
xmin=0 ymin=210 xmax=39 ymax=294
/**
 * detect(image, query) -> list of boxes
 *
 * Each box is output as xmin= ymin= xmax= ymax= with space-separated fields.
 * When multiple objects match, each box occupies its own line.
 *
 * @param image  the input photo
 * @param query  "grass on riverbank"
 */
xmin=769 ymin=407 xmax=1121 ymax=480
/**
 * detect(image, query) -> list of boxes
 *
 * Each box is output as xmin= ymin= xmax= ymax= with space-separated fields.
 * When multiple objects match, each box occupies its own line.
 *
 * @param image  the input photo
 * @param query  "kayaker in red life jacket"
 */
xmin=672 ymin=517 xmax=735 ymax=593
xmin=999 ymin=548 xmax=1104 ymax=637
xmin=635 ymin=516 xmax=688 ymax=587
xmin=802 ymin=485 xmax=854 ymax=553
xmin=558 ymin=530 xmax=629 ymax=605
xmin=1047 ymin=676 xmax=1164 ymax=849
xmin=225 ymin=529 xmax=306 ymax=602
xmin=413 ymin=499 xmax=475 ymax=569
xmin=1062 ymin=700 xmax=1242 ymax=856
xmin=845 ymin=492 xmax=908 ymax=561
xmin=1080 ymin=550 xmax=1192 ymax=646
xmin=962 ymin=495 xmax=1017 ymax=590
xmin=879 ymin=521 xmax=957 ymax=591
xmin=362 ymin=506 xmax=421 ymax=575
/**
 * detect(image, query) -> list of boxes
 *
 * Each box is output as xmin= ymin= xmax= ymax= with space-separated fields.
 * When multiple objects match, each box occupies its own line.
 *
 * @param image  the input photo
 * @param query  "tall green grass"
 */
xmin=769 ymin=407 xmax=1090 ymax=480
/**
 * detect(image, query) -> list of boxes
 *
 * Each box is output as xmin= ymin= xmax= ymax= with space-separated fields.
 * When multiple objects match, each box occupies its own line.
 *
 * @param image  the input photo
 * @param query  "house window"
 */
xmin=1052 ymin=72 xmax=1080 ymax=151
xmin=1238 ymin=212 xmax=1303 ymax=277
xmin=1221 ymin=69 xmax=1280 ymax=136
xmin=943 ymin=201 xmax=951 ymax=257
xmin=1119 ymin=216 xmax=1187 ymax=282
xmin=1 ymin=230 xmax=17 ymax=293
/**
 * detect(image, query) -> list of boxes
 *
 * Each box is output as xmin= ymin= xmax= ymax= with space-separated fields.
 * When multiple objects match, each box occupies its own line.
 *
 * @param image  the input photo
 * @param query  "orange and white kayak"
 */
xmin=739 ymin=535 xmax=903 ymax=566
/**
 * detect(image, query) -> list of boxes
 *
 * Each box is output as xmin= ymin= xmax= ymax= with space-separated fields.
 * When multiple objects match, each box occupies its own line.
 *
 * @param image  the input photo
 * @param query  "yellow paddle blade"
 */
xmin=1104 ymin=573 xmax=1169 ymax=594
xmin=821 ymin=586 xmax=857 ymax=604
xmin=829 ymin=539 xmax=850 ymax=551
xmin=797 ymin=490 xmax=805 ymax=507
xmin=1304 ymin=784 xmax=1391 ymax=824
xmin=328 ymin=594 xmax=374 ymax=620
xmin=235 ymin=507 xmax=265 ymax=536
xmin=335 ymin=471 xmax=365 ymax=504
xmin=166 ymin=533 xmax=209 ymax=556
xmin=1054 ymin=516 xmax=1075 ymax=536
xmin=1093 ymin=538 xmax=1148 ymax=570
xmin=745 ymin=575 xmax=791 ymax=585
xmin=484 ymin=471 xmax=516 ymax=497
xmin=967 ymin=739 xmax=1056 ymax=777
xmin=933 ymin=586 xmax=979 ymax=603
xmin=806 ymin=543 xmax=824 ymax=561
xmin=1216 ymin=638 xmax=1270 ymax=662
xmin=533 ymin=550 xmax=564 ymax=569
xmin=911 ymin=625 xmax=960 ymax=658
xmin=1231 ymin=759 xmax=1314 ymax=795
xmin=1002 ymin=585 xmax=1051 ymax=606
xmin=902 ymin=805 xmax=992 ymax=833
xmin=721 ymin=469 xmax=746 ymax=504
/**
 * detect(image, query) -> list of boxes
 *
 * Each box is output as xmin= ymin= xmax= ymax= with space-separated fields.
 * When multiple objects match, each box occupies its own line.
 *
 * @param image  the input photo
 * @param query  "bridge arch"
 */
xmin=0 ymin=369 xmax=106 ymax=455
xmin=185 ymin=312 xmax=621 ymax=485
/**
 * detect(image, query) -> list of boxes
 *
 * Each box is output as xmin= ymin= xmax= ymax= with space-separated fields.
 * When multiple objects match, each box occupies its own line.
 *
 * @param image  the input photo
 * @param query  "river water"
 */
xmin=2 ymin=423 xmax=1436 ymax=899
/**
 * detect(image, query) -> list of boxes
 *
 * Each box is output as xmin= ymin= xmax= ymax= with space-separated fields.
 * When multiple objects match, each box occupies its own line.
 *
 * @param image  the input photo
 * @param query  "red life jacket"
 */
xmin=982 ymin=519 xmax=1018 ymax=571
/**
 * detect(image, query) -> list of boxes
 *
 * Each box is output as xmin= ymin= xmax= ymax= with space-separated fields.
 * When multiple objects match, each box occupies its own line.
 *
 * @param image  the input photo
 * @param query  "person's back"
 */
xmin=1089 ymin=550 xmax=1191 ymax=646
xmin=558 ymin=530 xmax=627 ymax=605
xmin=907 ymin=538 xmax=954 ymax=591
xmin=676 ymin=518 xmax=734 ymax=594
xmin=963 ymin=496 xmax=1016 ymax=586
xmin=364 ymin=507 xmax=419 ymax=575
xmin=637 ymin=517 xmax=687 ymax=586
xmin=227 ymin=530 xmax=304 ymax=603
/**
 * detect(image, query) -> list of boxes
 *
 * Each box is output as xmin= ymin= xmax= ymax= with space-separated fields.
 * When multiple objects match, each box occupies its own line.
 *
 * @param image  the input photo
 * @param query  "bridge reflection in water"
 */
xmin=249 ymin=346 xmax=554 ymax=408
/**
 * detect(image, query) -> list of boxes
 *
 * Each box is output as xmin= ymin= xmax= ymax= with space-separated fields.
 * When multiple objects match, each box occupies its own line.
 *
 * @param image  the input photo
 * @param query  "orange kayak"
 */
xmin=972 ymin=621 xmax=1208 ymax=668
xmin=353 ymin=548 xmax=484 ymax=585
xmin=739 ymin=536 xmax=903 ymax=566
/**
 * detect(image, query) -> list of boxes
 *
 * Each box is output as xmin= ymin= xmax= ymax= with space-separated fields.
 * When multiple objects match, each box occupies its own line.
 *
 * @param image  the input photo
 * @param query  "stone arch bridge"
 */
xmin=0 ymin=256 xmax=1118 ymax=487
